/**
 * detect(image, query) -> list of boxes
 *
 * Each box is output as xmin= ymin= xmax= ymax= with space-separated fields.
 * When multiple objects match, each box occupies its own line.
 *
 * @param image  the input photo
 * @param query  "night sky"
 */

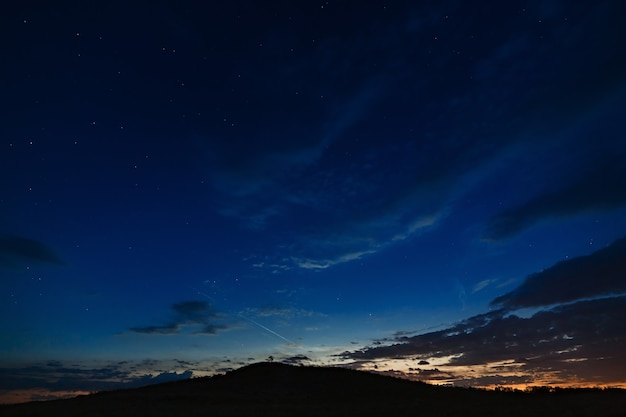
xmin=2 ymin=0 xmax=626 ymax=403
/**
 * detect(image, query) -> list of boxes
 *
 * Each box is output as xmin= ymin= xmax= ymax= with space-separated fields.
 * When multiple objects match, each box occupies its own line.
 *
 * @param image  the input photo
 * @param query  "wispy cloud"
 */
xmin=293 ymin=250 xmax=377 ymax=270
xmin=289 ymin=212 xmax=441 ymax=271
xmin=472 ymin=279 xmax=497 ymax=293
xmin=195 ymin=1 xmax=626 ymax=274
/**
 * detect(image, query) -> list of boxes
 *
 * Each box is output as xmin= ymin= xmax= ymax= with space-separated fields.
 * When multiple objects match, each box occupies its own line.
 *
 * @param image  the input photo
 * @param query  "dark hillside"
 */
xmin=1 ymin=363 xmax=625 ymax=417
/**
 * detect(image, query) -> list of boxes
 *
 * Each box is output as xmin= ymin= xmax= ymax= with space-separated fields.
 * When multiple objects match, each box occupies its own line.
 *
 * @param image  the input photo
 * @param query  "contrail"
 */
xmin=190 ymin=287 xmax=217 ymax=303
xmin=238 ymin=314 xmax=297 ymax=346
xmin=192 ymin=286 xmax=296 ymax=346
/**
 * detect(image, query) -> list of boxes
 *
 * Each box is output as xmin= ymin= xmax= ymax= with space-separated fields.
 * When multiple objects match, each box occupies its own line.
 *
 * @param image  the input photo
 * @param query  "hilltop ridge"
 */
xmin=2 ymin=362 xmax=626 ymax=416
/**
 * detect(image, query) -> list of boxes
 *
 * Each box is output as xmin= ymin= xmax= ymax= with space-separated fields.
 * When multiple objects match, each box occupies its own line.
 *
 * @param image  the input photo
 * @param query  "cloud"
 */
xmin=193 ymin=1 xmax=626 ymax=273
xmin=247 ymin=209 xmax=441 ymax=273
xmin=491 ymin=236 xmax=626 ymax=310
xmin=288 ymin=212 xmax=441 ymax=271
xmin=129 ymin=301 xmax=228 ymax=335
xmin=342 ymin=238 xmax=626 ymax=386
xmin=280 ymin=354 xmax=311 ymax=366
xmin=0 ymin=361 xmax=193 ymax=402
xmin=129 ymin=323 xmax=180 ymax=335
xmin=200 ymin=80 xmax=384 ymax=225
xmin=485 ymin=158 xmax=626 ymax=241
xmin=0 ymin=234 xmax=65 ymax=268
xmin=343 ymin=296 xmax=626 ymax=386
xmin=127 ymin=370 xmax=193 ymax=386
xmin=190 ymin=5 xmax=469 ymax=270
xmin=293 ymin=250 xmax=377 ymax=270
xmin=472 ymin=279 xmax=497 ymax=293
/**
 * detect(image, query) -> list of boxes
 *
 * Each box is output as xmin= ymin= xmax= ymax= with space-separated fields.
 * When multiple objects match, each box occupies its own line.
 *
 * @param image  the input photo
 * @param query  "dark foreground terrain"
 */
xmin=2 ymin=362 xmax=626 ymax=417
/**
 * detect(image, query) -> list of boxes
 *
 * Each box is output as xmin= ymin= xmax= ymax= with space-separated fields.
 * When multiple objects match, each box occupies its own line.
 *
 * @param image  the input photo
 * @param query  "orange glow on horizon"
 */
xmin=0 ymin=389 xmax=90 ymax=405
xmin=348 ymin=357 xmax=626 ymax=391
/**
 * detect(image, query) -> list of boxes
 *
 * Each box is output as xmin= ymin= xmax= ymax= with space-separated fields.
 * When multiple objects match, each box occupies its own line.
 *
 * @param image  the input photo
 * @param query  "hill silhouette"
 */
xmin=1 ymin=362 xmax=626 ymax=416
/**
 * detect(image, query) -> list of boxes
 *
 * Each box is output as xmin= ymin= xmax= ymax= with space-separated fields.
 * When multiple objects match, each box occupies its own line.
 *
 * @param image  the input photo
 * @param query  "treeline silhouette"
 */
xmin=494 ymin=385 xmax=624 ymax=394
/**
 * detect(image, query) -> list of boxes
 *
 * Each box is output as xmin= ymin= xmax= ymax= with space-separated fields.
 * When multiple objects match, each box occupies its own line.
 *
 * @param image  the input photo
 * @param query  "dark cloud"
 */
xmin=129 ymin=300 xmax=228 ymax=335
xmin=280 ymin=355 xmax=311 ymax=366
xmin=343 ymin=296 xmax=626 ymax=385
xmin=491 ymin=236 xmax=626 ymax=310
xmin=0 ymin=361 xmax=192 ymax=395
xmin=0 ymin=234 xmax=65 ymax=268
xmin=346 ymin=228 xmax=626 ymax=382
xmin=195 ymin=324 xmax=228 ymax=335
xmin=343 ymin=236 xmax=626 ymax=385
xmin=128 ymin=370 xmax=193 ymax=386
xmin=485 ymin=159 xmax=626 ymax=240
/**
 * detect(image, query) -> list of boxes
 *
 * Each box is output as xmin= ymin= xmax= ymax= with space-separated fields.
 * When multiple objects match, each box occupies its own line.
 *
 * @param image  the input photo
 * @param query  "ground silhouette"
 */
xmin=2 ymin=362 xmax=626 ymax=416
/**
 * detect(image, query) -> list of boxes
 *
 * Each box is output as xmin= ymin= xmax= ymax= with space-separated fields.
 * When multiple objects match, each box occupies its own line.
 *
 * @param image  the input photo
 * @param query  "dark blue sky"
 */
xmin=2 ymin=0 xmax=626 ymax=403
